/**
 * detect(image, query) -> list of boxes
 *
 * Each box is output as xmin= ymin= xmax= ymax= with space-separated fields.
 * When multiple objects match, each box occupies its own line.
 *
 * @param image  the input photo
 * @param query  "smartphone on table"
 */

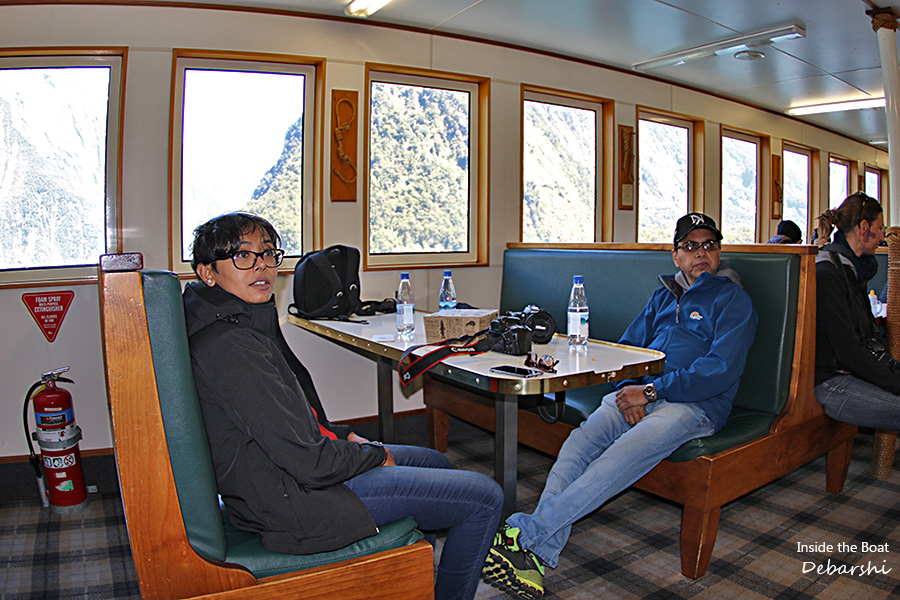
xmin=489 ymin=365 xmax=544 ymax=378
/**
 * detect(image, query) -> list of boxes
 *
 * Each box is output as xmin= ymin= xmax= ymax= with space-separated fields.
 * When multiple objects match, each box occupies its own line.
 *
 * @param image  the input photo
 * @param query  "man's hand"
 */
xmin=615 ymin=385 xmax=648 ymax=425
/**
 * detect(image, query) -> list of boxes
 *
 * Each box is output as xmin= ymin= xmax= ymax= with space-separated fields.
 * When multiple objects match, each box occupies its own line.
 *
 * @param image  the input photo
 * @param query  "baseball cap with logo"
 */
xmin=674 ymin=213 xmax=723 ymax=246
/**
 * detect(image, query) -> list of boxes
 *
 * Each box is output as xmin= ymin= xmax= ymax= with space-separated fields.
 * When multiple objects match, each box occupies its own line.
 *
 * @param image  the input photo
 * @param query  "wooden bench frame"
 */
xmin=99 ymin=256 xmax=433 ymax=600
xmin=425 ymin=243 xmax=857 ymax=579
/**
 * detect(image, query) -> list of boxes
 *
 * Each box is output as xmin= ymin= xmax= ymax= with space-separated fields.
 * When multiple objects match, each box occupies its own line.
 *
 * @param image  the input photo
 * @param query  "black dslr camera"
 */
xmin=488 ymin=315 xmax=533 ymax=356
xmin=504 ymin=305 xmax=558 ymax=344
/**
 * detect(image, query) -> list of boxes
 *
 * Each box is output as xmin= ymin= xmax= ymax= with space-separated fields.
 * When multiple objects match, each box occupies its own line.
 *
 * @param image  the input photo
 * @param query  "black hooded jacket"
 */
xmin=182 ymin=281 xmax=385 ymax=555
xmin=815 ymin=238 xmax=900 ymax=394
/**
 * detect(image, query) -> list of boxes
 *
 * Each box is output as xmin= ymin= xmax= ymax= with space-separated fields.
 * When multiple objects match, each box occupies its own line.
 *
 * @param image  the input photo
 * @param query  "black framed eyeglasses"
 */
xmin=676 ymin=240 xmax=720 ymax=253
xmin=525 ymin=351 xmax=559 ymax=374
xmin=223 ymin=248 xmax=285 ymax=270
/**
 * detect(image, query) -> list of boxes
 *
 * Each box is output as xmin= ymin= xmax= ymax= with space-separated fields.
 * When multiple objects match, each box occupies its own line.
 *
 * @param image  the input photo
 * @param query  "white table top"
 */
xmin=288 ymin=312 xmax=664 ymax=395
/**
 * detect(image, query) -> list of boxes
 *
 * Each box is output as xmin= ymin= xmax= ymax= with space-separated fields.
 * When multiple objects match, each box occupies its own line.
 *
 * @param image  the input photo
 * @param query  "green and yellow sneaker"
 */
xmin=482 ymin=524 xmax=544 ymax=599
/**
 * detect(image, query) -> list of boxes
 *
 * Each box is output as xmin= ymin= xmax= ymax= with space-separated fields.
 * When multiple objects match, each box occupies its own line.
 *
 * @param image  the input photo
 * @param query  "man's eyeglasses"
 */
xmin=223 ymin=248 xmax=285 ymax=270
xmin=676 ymin=240 xmax=720 ymax=253
xmin=525 ymin=351 xmax=559 ymax=374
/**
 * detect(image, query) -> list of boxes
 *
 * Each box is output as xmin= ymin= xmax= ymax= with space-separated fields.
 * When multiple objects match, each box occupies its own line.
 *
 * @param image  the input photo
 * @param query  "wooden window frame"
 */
xmin=168 ymin=49 xmax=325 ymax=275
xmin=720 ymin=127 xmax=766 ymax=242
xmin=520 ymin=85 xmax=614 ymax=243
xmin=636 ymin=108 xmax=701 ymax=243
xmin=363 ymin=64 xmax=489 ymax=271
xmin=0 ymin=48 xmax=125 ymax=286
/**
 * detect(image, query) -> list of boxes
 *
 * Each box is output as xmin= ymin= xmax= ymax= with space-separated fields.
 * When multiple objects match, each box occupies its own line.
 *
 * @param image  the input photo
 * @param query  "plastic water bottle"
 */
xmin=439 ymin=270 xmax=457 ymax=310
xmin=396 ymin=273 xmax=415 ymax=338
xmin=567 ymin=275 xmax=589 ymax=349
xmin=870 ymin=290 xmax=884 ymax=318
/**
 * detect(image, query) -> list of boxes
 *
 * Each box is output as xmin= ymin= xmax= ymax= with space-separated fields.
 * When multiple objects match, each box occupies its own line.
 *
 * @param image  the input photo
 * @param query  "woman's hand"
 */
xmin=347 ymin=431 xmax=370 ymax=444
xmin=348 ymin=431 xmax=393 ymax=465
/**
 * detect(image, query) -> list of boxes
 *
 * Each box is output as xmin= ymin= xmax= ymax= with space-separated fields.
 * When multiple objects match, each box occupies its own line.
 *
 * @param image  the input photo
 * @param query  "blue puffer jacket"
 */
xmin=615 ymin=264 xmax=758 ymax=432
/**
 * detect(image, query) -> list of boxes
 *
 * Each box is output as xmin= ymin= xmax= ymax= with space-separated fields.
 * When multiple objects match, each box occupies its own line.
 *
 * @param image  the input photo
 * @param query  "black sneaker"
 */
xmin=482 ymin=524 xmax=544 ymax=599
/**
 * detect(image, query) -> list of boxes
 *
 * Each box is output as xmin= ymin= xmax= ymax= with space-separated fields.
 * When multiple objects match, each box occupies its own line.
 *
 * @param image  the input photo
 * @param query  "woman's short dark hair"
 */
xmin=816 ymin=192 xmax=882 ymax=241
xmin=190 ymin=212 xmax=281 ymax=274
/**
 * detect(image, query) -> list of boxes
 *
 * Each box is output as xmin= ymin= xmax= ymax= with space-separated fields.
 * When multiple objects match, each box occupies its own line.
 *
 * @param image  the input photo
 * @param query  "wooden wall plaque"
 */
xmin=771 ymin=154 xmax=783 ymax=220
xmin=618 ymin=125 xmax=635 ymax=210
xmin=331 ymin=90 xmax=358 ymax=202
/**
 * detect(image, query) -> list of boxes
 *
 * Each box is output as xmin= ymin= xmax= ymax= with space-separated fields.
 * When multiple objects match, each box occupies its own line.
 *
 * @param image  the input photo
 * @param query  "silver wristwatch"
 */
xmin=643 ymin=383 xmax=657 ymax=402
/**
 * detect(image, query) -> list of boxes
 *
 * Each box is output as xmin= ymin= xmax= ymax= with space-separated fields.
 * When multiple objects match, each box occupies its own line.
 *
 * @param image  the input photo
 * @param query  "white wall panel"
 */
xmin=0 ymin=285 xmax=110 ymax=455
xmin=0 ymin=3 xmax=888 ymax=458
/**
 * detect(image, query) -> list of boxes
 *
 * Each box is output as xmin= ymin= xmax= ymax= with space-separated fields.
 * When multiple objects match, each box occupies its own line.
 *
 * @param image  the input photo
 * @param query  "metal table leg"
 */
xmin=495 ymin=393 xmax=518 ymax=517
xmin=377 ymin=355 xmax=395 ymax=443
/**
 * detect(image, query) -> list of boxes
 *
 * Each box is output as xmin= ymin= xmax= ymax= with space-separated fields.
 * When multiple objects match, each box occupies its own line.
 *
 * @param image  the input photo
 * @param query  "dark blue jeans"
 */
xmin=345 ymin=445 xmax=502 ymax=600
xmin=815 ymin=374 xmax=900 ymax=430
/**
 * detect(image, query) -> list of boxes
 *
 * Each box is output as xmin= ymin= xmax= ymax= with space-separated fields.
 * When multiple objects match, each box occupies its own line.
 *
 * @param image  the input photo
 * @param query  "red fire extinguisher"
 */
xmin=23 ymin=367 xmax=88 ymax=512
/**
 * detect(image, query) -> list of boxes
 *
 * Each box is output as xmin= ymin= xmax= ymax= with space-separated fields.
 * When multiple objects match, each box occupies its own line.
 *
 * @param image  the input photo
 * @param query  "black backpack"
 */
xmin=288 ymin=245 xmax=362 ymax=320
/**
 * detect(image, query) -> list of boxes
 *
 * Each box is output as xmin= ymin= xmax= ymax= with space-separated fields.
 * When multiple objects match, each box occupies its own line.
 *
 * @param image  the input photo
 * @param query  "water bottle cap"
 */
xmin=443 ymin=270 xmax=452 ymax=277
xmin=400 ymin=272 xmax=409 ymax=280
xmin=573 ymin=275 xmax=584 ymax=284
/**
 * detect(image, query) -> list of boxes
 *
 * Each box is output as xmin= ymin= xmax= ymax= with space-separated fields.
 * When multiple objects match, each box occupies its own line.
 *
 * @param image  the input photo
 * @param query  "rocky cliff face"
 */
xmin=0 ymin=68 xmax=109 ymax=270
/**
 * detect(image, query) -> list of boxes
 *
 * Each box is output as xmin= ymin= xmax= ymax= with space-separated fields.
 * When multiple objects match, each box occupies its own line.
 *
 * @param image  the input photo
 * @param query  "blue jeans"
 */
xmin=345 ymin=444 xmax=502 ymax=600
xmin=507 ymin=393 xmax=716 ymax=569
xmin=815 ymin=374 xmax=900 ymax=430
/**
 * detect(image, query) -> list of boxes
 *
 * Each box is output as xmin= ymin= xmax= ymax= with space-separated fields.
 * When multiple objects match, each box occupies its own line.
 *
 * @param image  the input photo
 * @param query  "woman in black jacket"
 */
xmin=183 ymin=212 xmax=502 ymax=600
xmin=814 ymin=193 xmax=900 ymax=430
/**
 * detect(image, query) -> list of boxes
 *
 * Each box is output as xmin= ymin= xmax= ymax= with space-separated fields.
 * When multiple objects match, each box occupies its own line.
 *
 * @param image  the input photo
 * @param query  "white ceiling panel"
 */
xmin=119 ymin=0 xmax=900 ymax=144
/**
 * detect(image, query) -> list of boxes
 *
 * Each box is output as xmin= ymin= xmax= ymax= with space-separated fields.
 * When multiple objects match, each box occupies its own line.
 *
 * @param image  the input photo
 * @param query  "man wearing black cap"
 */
xmin=483 ymin=213 xmax=758 ymax=599
xmin=767 ymin=220 xmax=803 ymax=244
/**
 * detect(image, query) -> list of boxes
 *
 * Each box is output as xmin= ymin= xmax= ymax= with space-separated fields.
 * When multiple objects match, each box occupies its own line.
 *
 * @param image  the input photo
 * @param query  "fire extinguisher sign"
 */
xmin=22 ymin=291 xmax=75 ymax=343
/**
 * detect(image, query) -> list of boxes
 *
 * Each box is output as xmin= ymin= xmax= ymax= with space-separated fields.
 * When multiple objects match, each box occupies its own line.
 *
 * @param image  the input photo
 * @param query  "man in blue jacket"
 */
xmin=482 ymin=213 xmax=758 ymax=599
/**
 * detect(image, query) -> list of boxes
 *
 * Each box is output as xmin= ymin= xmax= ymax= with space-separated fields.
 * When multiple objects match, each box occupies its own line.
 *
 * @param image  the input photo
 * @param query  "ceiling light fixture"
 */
xmin=734 ymin=50 xmax=765 ymax=61
xmin=344 ymin=0 xmax=393 ymax=18
xmin=632 ymin=24 xmax=805 ymax=72
xmin=786 ymin=97 xmax=886 ymax=116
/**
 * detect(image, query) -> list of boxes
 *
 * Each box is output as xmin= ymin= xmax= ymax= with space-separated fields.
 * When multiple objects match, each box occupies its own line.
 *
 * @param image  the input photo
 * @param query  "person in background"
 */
xmin=814 ymin=193 xmax=900 ymax=430
xmin=481 ymin=213 xmax=758 ymax=599
xmin=767 ymin=219 xmax=803 ymax=244
xmin=812 ymin=229 xmax=830 ymax=247
xmin=183 ymin=212 xmax=502 ymax=600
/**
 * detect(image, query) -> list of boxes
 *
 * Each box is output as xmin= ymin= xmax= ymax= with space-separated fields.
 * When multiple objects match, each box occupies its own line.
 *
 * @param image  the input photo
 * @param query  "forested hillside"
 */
xmin=522 ymin=101 xmax=595 ymax=242
xmin=242 ymin=117 xmax=304 ymax=253
xmin=367 ymin=82 xmax=470 ymax=254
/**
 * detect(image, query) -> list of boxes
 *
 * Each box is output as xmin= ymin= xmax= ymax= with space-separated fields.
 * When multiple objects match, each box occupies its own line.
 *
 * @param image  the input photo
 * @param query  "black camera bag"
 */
xmin=288 ymin=245 xmax=362 ymax=320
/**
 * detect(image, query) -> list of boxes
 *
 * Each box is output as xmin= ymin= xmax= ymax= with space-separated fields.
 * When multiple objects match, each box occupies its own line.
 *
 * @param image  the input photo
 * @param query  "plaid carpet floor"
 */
xmin=2 ymin=417 xmax=899 ymax=599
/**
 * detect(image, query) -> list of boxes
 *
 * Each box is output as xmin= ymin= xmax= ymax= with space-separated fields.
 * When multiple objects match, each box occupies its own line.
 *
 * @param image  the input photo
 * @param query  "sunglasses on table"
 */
xmin=525 ymin=351 xmax=559 ymax=374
